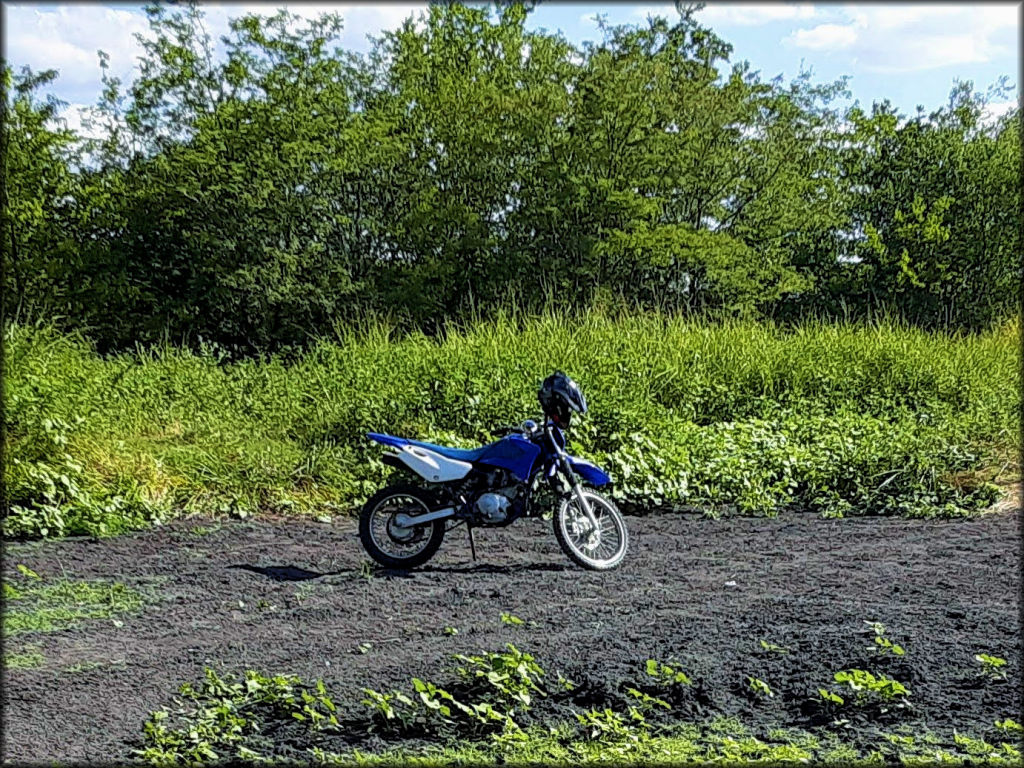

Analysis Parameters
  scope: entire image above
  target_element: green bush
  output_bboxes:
[3,313,1017,538]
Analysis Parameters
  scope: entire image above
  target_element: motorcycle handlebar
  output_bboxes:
[491,420,541,438]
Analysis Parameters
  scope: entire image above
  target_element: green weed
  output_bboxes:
[454,644,546,708]
[994,718,1022,734]
[16,564,41,580]
[138,651,1024,766]
[645,658,693,687]
[139,668,340,765]
[3,571,145,636]
[3,645,44,669]
[821,669,911,714]
[759,639,789,655]
[361,686,418,732]
[975,653,1009,682]
[624,687,671,712]
[865,621,906,657]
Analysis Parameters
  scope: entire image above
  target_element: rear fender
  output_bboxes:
[392,444,473,483]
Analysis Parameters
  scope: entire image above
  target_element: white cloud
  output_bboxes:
[982,100,1018,125]
[53,102,111,142]
[787,22,859,50]
[784,4,1018,73]
[696,3,817,27]
[616,3,818,30]
[4,5,149,95]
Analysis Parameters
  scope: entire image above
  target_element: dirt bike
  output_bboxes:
[359,418,628,571]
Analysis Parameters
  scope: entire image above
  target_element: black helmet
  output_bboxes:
[538,371,587,426]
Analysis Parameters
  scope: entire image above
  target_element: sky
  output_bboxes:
[3,1,1020,134]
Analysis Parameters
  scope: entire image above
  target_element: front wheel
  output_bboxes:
[553,489,628,571]
[358,485,445,569]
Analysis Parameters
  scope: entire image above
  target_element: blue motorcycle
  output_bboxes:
[359,372,629,571]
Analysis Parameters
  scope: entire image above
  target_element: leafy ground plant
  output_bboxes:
[758,639,789,655]
[454,643,546,708]
[818,669,911,716]
[974,653,1009,682]
[865,621,906,657]
[140,668,339,765]
[748,677,774,699]
[136,652,1024,767]
[645,659,693,687]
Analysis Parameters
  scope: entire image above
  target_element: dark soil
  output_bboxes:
[2,506,1020,764]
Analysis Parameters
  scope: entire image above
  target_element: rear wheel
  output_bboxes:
[358,485,445,569]
[553,489,628,570]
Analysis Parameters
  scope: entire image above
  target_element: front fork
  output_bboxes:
[556,454,601,536]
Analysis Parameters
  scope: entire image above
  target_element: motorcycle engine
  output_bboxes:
[473,471,520,523]
[475,492,511,523]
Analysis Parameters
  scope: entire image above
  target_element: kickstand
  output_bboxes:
[466,524,477,561]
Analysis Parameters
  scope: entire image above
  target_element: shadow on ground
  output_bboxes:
[228,561,570,581]
[227,564,345,581]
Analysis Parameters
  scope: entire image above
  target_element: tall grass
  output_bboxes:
[3,311,1019,537]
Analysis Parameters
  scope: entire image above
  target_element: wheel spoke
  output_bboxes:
[369,494,433,559]
[560,493,626,568]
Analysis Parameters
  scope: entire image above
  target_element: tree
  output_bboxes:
[841,81,1021,328]
[1,65,82,324]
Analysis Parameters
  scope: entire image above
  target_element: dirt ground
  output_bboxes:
[2,501,1021,764]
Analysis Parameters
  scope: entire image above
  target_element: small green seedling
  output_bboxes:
[748,677,774,698]
[575,707,645,745]
[975,654,1008,682]
[16,564,41,581]
[819,689,844,706]
[831,669,909,709]
[625,687,671,711]
[865,621,905,656]
[995,718,1022,734]
[361,686,416,729]
[443,626,459,636]
[500,612,524,626]
[884,733,914,747]
[759,640,789,655]
[357,642,372,654]
[454,643,545,707]
[953,732,997,757]
[645,659,692,686]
